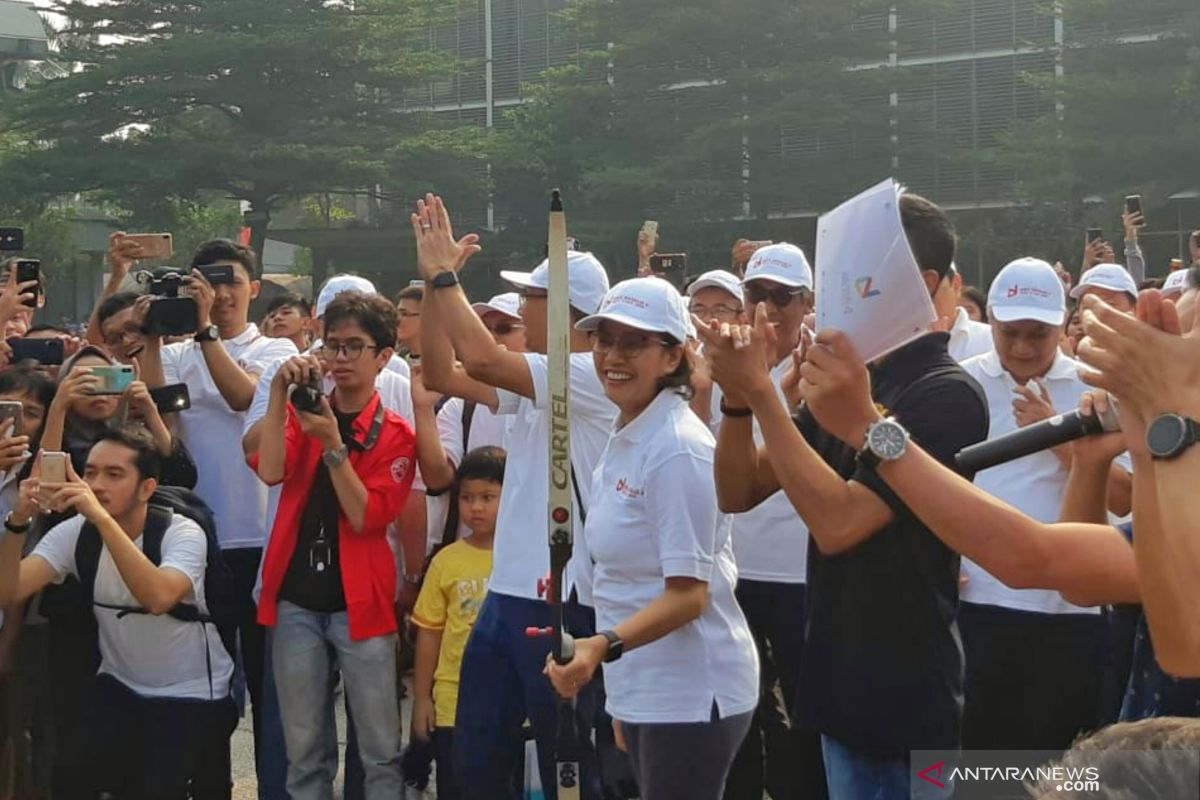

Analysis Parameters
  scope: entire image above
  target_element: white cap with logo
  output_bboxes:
[1070,263,1138,301]
[743,243,814,290]
[471,292,522,320]
[987,258,1066,326]
[686,269,744,304]
[575,276,690,343]
[315,274,377,317]
[500,251,611,315]
[1161,269,1190,298]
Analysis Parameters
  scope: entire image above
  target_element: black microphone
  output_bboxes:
[955,405,1121,473]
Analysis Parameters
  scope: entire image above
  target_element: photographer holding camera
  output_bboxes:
[251,291,416,798]
[139,239,298,770]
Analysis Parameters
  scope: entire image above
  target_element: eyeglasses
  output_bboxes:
[587,330,672,358]
[688,303,743,321]
[490,322,525,336]
[743,282,811,308]
[319,341,379,360]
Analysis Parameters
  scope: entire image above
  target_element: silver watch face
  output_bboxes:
[869,420,908,460]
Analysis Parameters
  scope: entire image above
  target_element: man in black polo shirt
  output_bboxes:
[700,194,988,799]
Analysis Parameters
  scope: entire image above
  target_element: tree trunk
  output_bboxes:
[244,200,271,269]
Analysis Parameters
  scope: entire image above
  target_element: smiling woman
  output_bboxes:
[544,276,759,800]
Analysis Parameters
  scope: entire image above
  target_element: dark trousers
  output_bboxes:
[624,709,753,800]
[453,592,601,800]
[48,619,97,800]
[724,580,827,800]
[959,602,1105,751]
[222,547,267,778]
[86,674,237,799]
[433,727,459,800]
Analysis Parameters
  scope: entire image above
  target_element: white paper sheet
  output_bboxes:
[815,178,936,363]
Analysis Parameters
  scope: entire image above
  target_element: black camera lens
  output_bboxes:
[290,381,324,414]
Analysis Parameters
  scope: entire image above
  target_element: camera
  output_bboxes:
[290,376,325,414]
[138,267,198,337]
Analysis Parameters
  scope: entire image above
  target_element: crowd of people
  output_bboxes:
[0,186,1194,800]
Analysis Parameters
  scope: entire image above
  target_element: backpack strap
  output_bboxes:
[461,400,477,449]
[73,521,104,602]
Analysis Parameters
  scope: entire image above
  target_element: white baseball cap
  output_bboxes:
[1161,269,1190,298]
[987,258,1066,326]
[471,292,522,320]
[686,269,744,304]
[743,243,813,290]
[500,251,610,315]
[576,276,690,343]
[1070,263,1138,301]
[315,274,377,317]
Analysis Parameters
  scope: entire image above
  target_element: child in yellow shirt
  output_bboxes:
[411,446,504,800]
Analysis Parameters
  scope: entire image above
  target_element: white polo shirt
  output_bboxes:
[582,390,758,724]
[948,307,993,363]
[710,359,810,583]
[960,350,1128,615]
[161,325,297,550]
[426,397,510,551]
[488,352,617,601]
[32,514,234,701]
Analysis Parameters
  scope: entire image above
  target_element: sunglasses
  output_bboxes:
[491,322,525,336]
[743,282,811,308]
[587,330,673,359]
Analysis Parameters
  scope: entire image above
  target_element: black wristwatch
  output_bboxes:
[1146,413,1200,460]
[196,324,221,343]
[857,418,910,469]
[430,270,460,290]
[599,630,624,663]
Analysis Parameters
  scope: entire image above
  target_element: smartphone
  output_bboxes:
[41,451,68,483]
[649,253,688,275]
[0,401,22,436]
[148,383,191,414]
[0,228,23,252]
[1124,195,1143,224]
[195,263,235,286]
[7,337,64,366]
[85,365,135,396]
[124,233,173,261]
[1086,228,1104,245]
[15,259,40,308]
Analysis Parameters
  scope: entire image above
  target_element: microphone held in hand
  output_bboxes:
[955,405,1121,473]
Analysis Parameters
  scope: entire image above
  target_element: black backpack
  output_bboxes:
[73,487,238,693]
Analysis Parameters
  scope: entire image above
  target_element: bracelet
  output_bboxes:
[4,512,31,534]
[720,400,753,418]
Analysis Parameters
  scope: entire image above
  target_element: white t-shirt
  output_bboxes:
[489,353,617,601]
[710,360,810,583]
[581,391,758,724]
[162,324,297,550]
[31,514,234,700]
[387,355,411,378]
[960,350,1129,615]
[948,307,993,363]
[426,397,510,551]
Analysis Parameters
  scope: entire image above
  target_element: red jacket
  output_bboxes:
[254,392,415,641]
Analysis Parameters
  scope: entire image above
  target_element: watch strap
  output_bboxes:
[600,629,624,663]
[322,445,350,468]
[1149,414,1200,460]
[196,325,220,343]
[430,270,460,290]
[4,512,31,534]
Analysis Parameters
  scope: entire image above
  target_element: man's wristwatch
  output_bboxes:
[857,417,910,469]
[599,630,624,663]
[4,512,31,534]
[1146,413,1200,460]
[430,270,460,290]
[322,445,350,469]
[196,324,221,343]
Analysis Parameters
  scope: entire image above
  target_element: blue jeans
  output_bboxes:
[272,602,401,800]
[821,736,953,800]
[453,592,601,800]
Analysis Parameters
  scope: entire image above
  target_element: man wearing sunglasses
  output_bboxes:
[710,244,827,800]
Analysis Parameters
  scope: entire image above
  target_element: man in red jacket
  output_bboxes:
[252,291,415,798]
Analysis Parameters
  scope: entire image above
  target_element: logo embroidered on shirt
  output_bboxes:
[390,457,411,484]
[615,478,644,499]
